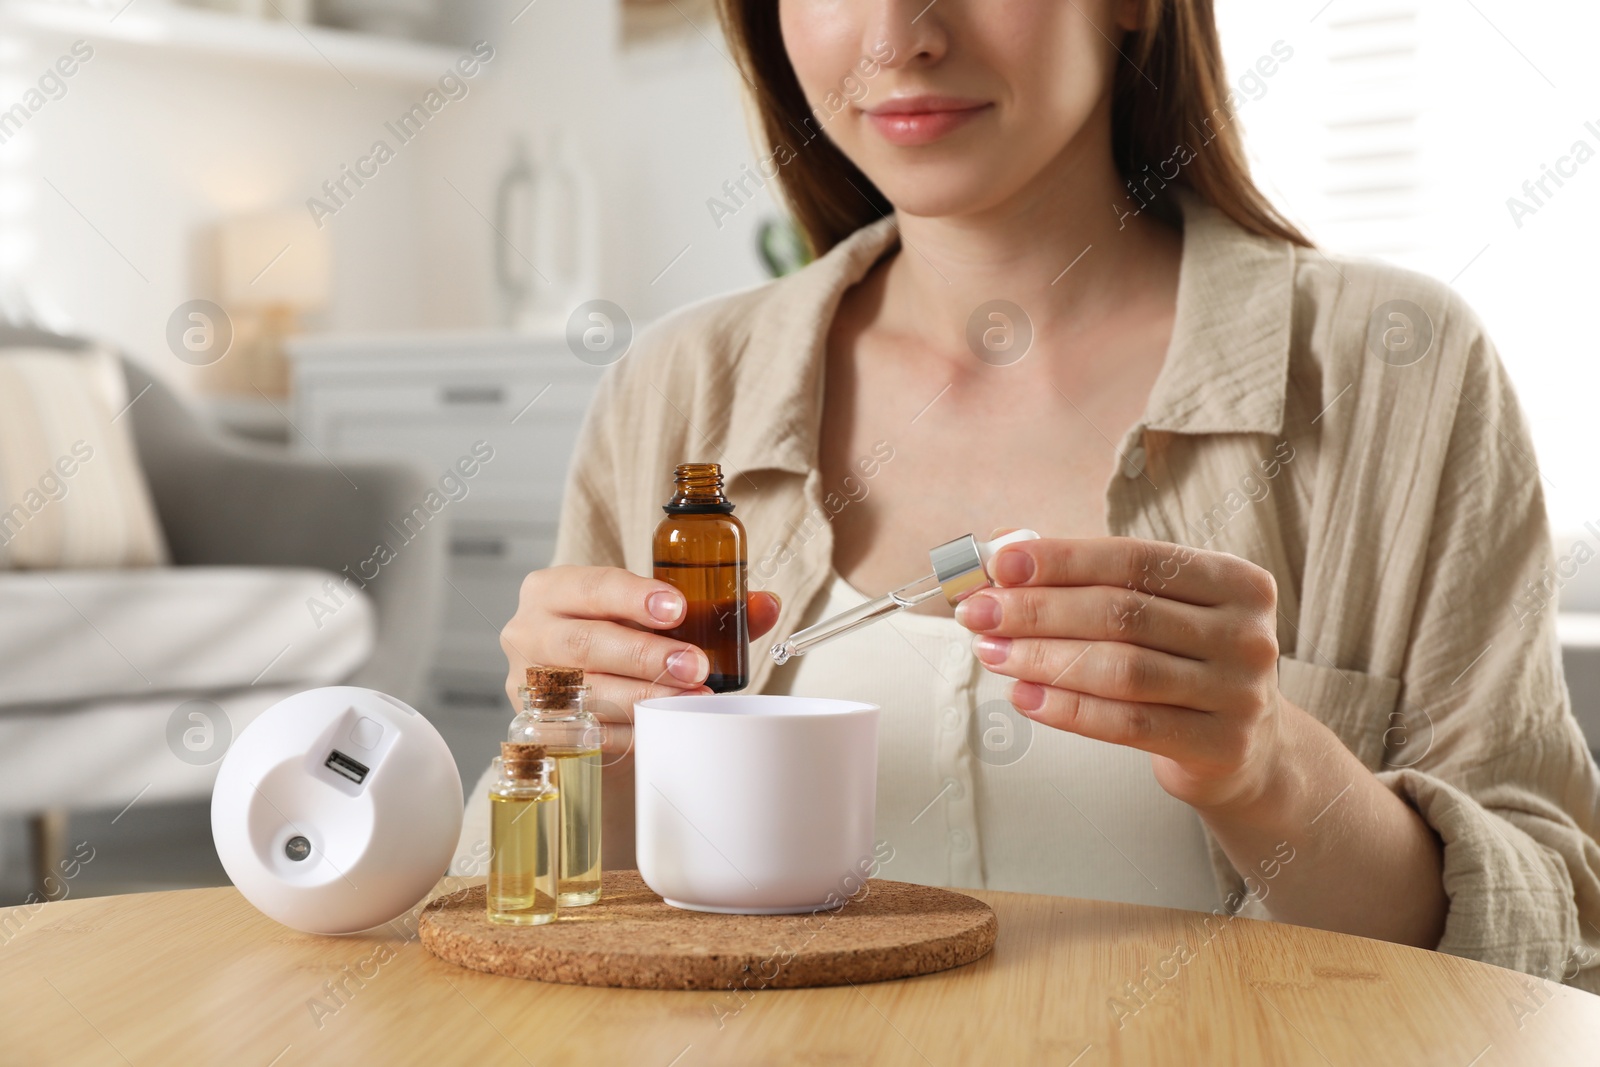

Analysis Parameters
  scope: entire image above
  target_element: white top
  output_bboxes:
[768,571,1221,912]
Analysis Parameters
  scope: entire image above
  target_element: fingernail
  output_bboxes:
[954,592,999,631]
[649,591,684,623]
[991,548,1033,586]
[1010,681,1045,713]
[667,649,707,683]
[973,635,1010,665]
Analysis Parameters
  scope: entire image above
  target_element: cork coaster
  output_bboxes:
[418,869,997,990]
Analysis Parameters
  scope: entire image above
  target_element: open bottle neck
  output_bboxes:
[664,462,735,513]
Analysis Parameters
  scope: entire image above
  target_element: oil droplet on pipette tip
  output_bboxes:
[770,641,794,666]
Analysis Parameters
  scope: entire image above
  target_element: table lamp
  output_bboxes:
[209,209,330,396]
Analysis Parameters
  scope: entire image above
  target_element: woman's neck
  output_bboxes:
[881,129,1181,364]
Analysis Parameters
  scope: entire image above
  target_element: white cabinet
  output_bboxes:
[287,331,604,710]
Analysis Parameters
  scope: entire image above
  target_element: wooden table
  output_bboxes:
[4,879,1597,1065]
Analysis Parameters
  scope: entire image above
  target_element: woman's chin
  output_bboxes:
[862,175,1024,222]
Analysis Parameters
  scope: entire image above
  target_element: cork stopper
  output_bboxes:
[500,741,548,780]
[524,665,585,710]
[526,666,584,690]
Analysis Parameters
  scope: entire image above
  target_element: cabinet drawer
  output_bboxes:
[300,374,592,428]
[316,411,584,497]
[436,625,512,676]
[431,665,513,713]
[443,569,523,646]
[447,518,555,570]
[294,369,597,503]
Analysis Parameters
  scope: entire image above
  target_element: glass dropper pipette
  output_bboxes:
[769,529,1040,665]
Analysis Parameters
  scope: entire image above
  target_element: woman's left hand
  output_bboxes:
[956,535,1286,814]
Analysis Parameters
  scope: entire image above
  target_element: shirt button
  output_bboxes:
[945,643,967,667]
[942,776,964,800]
[1122,444,1147,480]
[941,706,960,731]
[949,829,970,851]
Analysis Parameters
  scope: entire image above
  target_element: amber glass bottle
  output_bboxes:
[652,462,749,692]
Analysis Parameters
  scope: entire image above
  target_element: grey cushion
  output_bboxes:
[0,567,373,707]
[0,684,304,813]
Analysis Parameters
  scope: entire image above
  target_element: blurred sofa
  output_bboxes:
[0,327,444,894]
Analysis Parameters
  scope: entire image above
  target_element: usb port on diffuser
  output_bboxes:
[325,749,370,785]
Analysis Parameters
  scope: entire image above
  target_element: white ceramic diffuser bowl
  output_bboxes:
[634,694,880,914]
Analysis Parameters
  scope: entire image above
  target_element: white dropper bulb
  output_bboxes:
[978,529,1041,573]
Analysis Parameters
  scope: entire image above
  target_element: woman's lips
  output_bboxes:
[864,97,992,146]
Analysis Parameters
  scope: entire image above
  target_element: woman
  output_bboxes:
[465,0,1600,988]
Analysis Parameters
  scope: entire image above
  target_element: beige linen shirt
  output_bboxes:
[542,193,1600,990]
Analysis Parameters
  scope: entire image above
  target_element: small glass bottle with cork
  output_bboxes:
[509,666,604,906]
[486,742,560,926]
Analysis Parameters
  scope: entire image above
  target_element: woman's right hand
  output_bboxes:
[500,565,782,755]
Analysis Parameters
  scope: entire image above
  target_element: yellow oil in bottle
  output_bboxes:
[512,666,605,907]
[551,748,602,906]
[487,750,559,926]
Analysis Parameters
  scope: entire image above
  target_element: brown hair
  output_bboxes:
[715,0,1311,257]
